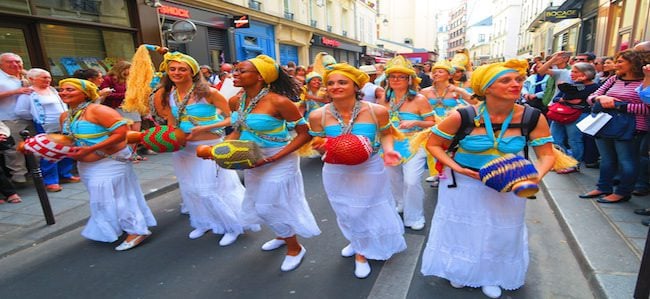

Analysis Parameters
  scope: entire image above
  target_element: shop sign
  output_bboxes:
[545,9,579,22]
[232,15,250,28]
[158,5,190,18]
[321,37,341,48]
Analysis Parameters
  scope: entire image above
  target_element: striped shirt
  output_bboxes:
[588,76,648,132]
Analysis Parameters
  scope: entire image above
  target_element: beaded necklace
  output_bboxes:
[233,87,269,131]
[328,100,362,134]
[389,93,407,122]
[63,101,92,139]
[431,84,452,101]
[172,83,196,124]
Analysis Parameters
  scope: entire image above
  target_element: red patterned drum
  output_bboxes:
[322,134,373,165]
[21,133,75,162]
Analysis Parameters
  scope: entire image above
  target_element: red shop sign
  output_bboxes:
[158,5,190,18]
[321,37,341,48]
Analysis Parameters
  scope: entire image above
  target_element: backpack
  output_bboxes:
[446,104,541,189]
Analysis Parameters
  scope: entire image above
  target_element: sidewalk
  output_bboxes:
[542,166,647,298]
[0,153,178,258]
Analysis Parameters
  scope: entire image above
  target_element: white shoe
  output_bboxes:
[425,176,438,182]
[219,233,239,246]
[354,260,371,279]
[450,281,464,289]
[188,228,209,239]
[115,234,149,251]
[409,221,425,231]
[341,244,355,257]
[481,285,502,298]
[261,238,286,251]
[280,246,306,272]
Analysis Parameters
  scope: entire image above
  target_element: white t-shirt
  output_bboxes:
[361,82,379,103]
[0,69,23,120]
[16,89,67,133]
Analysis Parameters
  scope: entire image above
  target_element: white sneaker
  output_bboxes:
[261,238,286,251]
[354,260,371,279]
[481,285,502,298]
[280,246,306,272]
[409,221,425,231]
[450,281,464,289]
[425,176,438,182]
[219,233,239,246]
[188,228,209,239]
[340,244,355,257]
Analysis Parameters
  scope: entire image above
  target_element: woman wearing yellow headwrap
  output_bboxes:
[298,71,327,118]
[421,59,556,298]
[379,55,435,232]
[228,54,321,272]
[153,52,251,247]
[58,78,156,251]
[308,62,404,279]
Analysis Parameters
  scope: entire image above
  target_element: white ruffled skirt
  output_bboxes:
[420,168,529,290]
[241,147,321,238]
[173,139,255,235]
[78,148,157,242]
[323,155,406,260]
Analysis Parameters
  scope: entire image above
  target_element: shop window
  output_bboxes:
[40,24,135,80]
[634,0,649,43]
[31,0,131,27]
[244,36,258,47]
[0,27,31,69]
[0,0,30,14]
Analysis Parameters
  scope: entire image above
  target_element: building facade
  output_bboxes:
[490,0,522,61]
[447,0,468,58]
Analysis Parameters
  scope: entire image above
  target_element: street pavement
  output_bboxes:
[0,152,646,298]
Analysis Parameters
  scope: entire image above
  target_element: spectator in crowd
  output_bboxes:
[538,51,573,113]
[374,63,386,85]
[580,50,646,204]
[72,68,112,103]
[633,44,650,225]
[599,56,616,82]
[359,65,385,104]
[0,120,20,203]
[220,63,233,74]
[594,56,605,74]
[200,65,219,86]
[521,56,549,112]
[0,52,32,186]
[631,41,650,197]
[416,64,433,89]
[16,68,79,192]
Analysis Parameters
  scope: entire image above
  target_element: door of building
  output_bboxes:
[279,44,299,66]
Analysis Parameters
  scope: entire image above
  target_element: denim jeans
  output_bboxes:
[34,123,74,185]
[582,134,599,164]
[595,137,638,196]
[634,132,650,192]
[550,113,587,163]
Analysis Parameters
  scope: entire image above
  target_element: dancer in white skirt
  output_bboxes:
[59,78,156,251]
[379,56,435,231]
[308,63,406,279]
[153,52,252,246]
[230,55,320,272]
[421,60,556,298]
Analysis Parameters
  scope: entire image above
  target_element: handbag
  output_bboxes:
[592,102,636,140]
[546,102,583,124]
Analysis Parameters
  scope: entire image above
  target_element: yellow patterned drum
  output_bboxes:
[196,140,263,169]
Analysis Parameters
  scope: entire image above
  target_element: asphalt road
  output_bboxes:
[0,158,594,299]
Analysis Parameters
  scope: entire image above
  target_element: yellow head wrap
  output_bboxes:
[305,71,322,84]
[248,55,280,84]
[159,52,200,76]
[324,63,369,87]
[59,78,99,101]
[384,55,422,85]
[469,59,529,96]
[431,59,454,74]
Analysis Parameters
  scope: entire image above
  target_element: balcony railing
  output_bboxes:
[327,25,332,32]
[310,20,317,27]
[342,30,347,37]
[248,0,261,11]
[284,11,294,20]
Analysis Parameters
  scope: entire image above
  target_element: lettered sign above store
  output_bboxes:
[158,5,190,18]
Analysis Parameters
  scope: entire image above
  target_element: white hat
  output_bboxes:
[359,65,377,75]
[0,121,10,137]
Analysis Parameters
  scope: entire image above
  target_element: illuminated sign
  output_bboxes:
[158,5,190,18]
[321,37,341,47]
[232,15,250,28]
[545,9,579,22]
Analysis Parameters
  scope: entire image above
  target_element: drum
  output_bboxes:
[479,154,539,198]
[19,133,75,162]
[126,126,186,152]
[196,140,263,169]
[322,134,373,165]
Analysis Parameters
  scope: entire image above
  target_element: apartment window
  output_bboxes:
[478,34,485,42]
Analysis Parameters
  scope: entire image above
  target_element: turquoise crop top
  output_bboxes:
[322,123,377,141]
[231,112,291,148]
[68,119,126,146]
[391,111,426,133]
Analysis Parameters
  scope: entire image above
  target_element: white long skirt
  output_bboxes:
[323,155,406,260]
[173,139,254,235]
[78,148,157,242]
[241,147,321,238]
[420,168,529,290]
